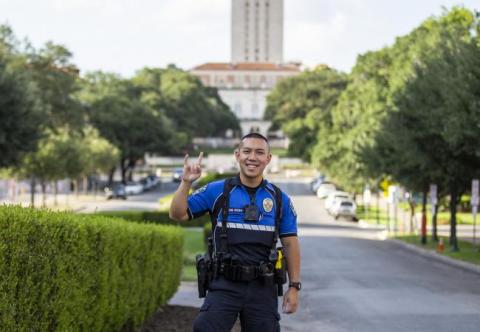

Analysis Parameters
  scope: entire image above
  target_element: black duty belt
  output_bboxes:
[221,262,273,282]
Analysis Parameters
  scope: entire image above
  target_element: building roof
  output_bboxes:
[191,62,301,72]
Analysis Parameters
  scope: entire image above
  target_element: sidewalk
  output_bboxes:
[358,195,480,243]
[168,282,203,308]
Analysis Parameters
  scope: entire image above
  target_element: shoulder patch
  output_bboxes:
[263,198,274,212]
[192,185,207,195]
[289,199,297,217]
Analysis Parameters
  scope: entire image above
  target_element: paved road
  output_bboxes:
[274,179,480,332]
[77,180,178,213]
[83,176,480,331]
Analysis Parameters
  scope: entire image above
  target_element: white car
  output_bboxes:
[331,198,357,221]
[316,183,336,199]
[124,182,144,195]
[325,191,351,214]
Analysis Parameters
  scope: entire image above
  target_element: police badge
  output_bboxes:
[263,198,274,212]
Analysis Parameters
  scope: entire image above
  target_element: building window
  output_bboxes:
[234,102,242,115]
[252,103,259,117]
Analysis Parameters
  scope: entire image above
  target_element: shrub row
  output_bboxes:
[96,210,210,228]
[193,172,237,189]
[0,206,184,331]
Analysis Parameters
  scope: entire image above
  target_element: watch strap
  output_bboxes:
[289,281,302,291]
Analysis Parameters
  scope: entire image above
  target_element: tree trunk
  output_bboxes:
[83,176,88,195]
[108,167,116,186]
[421,190,427,244]
[93,176,97,201]
[449,187,459,251]
[127,159,136,182]
[54,181,58,206]
[432,203,439,242]
[41,181,47,207]
[408,197,416,234]
[30,177,36,207]
[120,158,128,184]
[74,179,79,197]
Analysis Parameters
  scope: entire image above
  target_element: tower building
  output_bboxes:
[191,0,299,139]
[231,0,283,63]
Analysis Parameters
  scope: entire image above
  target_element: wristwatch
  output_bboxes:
[289,281,302,291]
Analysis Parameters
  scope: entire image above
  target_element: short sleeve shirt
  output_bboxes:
[187,177,297,265]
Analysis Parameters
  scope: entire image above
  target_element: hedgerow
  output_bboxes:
[0,206,184,331]
[95,210,210,228]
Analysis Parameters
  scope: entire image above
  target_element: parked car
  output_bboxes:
[325,191,351,214]
[331,198,357,221]
[172,168,183,182]
[316,182,336,199]
[147,175,160,187]
[104,184,127,200]
[310,175,326,193]
[140,177,153,191]
[124,181,144,195]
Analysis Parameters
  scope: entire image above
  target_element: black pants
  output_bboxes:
[193,277,280,332]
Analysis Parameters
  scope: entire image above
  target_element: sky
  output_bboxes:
[1,0,479,77]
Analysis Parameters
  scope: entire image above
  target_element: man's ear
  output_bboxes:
[266,153,272,164]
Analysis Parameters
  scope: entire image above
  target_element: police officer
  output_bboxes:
[170,133,301,332]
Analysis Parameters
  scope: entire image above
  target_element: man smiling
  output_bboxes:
[170,133,301,331]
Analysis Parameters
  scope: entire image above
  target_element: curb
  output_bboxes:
[358,219,387,231]
[389,239,480,275]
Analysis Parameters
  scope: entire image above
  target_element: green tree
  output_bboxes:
[265,65,347,160]
[79,72,175,183]
[0,25,42,167]
[366,8,480,250]
[27,42,84,130]
[133,67,239,140]
[17,128,83,206]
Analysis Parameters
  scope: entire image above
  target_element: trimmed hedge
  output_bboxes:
[96,210,210,228]
[193,172,237,189]
[0,206,184,331]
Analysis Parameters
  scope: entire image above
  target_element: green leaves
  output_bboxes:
[0,206,184,331]
[266,66,347,160]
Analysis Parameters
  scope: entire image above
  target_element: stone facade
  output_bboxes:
[190,63,299,137]
[231,0,283,63]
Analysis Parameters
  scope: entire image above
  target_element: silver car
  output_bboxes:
[331,198,357,221]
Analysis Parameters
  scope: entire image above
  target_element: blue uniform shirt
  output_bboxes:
[187,177,297,265]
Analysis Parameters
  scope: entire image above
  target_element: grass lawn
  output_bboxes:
[182,228,205,281]
[356,204,391,226]
[395,235,480,266]
[159,193,175,211]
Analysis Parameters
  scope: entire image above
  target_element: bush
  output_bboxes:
[194,172,237,189]
[96,210,210,228]
[0,206,184,331]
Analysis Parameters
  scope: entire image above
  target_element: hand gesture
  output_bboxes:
[182,152,203,183]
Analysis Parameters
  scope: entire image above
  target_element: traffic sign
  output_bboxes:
[472,179,479,207]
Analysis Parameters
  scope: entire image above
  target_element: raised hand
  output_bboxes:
[182,152,203,183]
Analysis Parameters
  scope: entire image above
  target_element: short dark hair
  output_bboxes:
[238,133,270,152]
[240,132,269,143]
